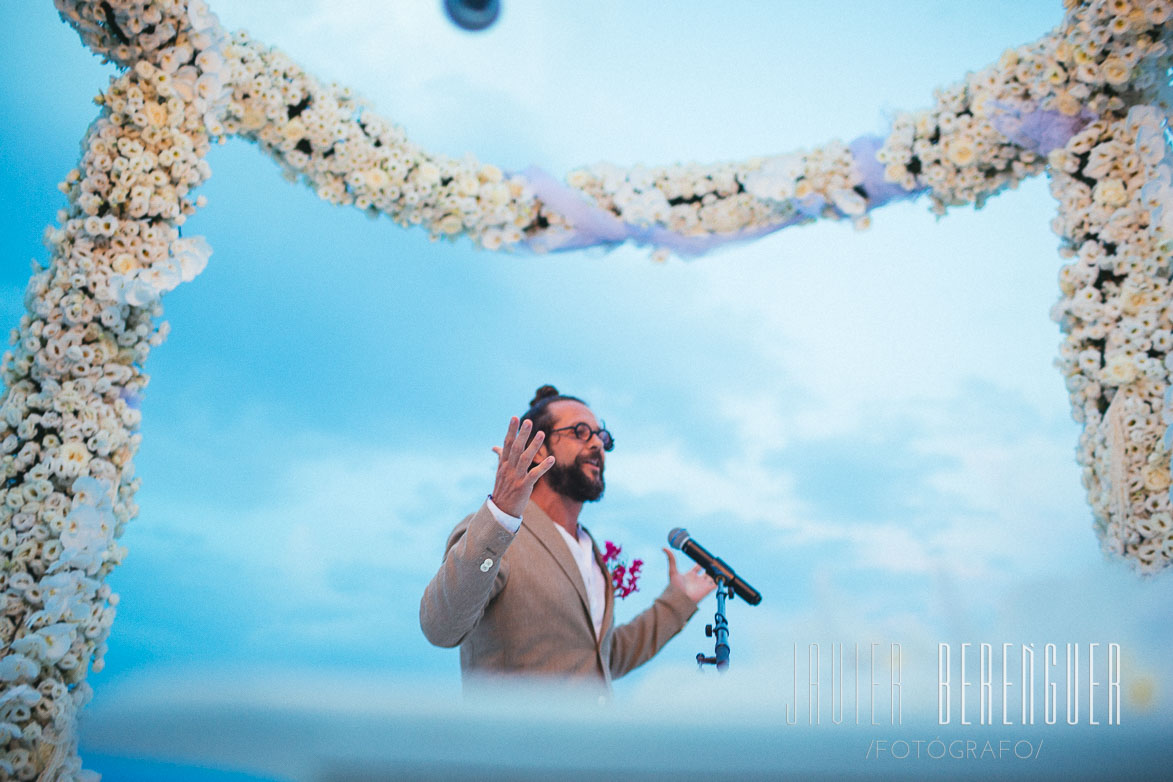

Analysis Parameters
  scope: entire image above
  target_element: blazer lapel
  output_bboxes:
[584,527,615,646]
[521,500,592,621]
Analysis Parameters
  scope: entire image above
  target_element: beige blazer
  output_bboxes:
[419,499,698,689]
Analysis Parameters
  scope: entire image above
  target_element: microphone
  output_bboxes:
[667,528,762,606]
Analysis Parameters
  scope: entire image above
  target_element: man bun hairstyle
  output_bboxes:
[522,384,585,437]
[529,384,561,409]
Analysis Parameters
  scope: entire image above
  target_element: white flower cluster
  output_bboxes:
[876,34,1069,213]
[0,1,226,778]
[52,0,213,69]
[1062,0,1173,112]
[219,33,540,251]
[563,140,871,240]
[879,2,1172,215]
[1049,102,1173,574]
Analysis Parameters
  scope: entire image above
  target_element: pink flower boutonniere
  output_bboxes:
[602,540,643,599]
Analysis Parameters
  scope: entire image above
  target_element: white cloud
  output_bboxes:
[615,439,807,530]
[598,368,1097,596]
[136,436,497,623]
[713,389,795,457]
[213,0,561,164]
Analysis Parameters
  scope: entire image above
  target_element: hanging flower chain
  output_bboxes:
[0,0,1170,778]
[601,541,643,599]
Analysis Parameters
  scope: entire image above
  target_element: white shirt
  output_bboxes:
[487,498,607,637]
[553,523,607,638]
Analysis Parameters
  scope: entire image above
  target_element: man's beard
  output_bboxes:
[546,454,604,503]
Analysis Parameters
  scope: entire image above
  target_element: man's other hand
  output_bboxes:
[662,548,718,603]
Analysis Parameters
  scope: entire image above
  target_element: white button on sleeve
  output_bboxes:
[480,558,494,572]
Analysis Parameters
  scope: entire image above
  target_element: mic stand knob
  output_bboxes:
[695,577,732,672]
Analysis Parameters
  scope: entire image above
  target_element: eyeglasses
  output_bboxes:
[549,422,615,452]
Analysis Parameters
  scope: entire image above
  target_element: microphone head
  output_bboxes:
[667,528,690,550]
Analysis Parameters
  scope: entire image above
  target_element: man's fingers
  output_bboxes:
[519,428,546,466]
[662,547,677,574]
[501,416,520,461]
[527,454,555,483]
[508,419,534,466]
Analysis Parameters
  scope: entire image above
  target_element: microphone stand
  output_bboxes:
[696,574,732,672]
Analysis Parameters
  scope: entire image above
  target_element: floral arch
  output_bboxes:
[0,0,1171,777]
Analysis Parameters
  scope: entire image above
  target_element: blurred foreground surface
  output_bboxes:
[79,673,1171,781]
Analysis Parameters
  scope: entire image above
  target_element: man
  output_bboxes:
[419,385,715,691]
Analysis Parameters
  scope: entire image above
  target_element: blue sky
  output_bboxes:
[3,1,1172,778]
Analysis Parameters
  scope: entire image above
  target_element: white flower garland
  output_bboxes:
[0,0,1169,777]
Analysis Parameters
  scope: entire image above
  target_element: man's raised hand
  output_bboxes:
[490,417,555,517]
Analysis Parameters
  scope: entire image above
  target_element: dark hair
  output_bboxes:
[521,384,585,437]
